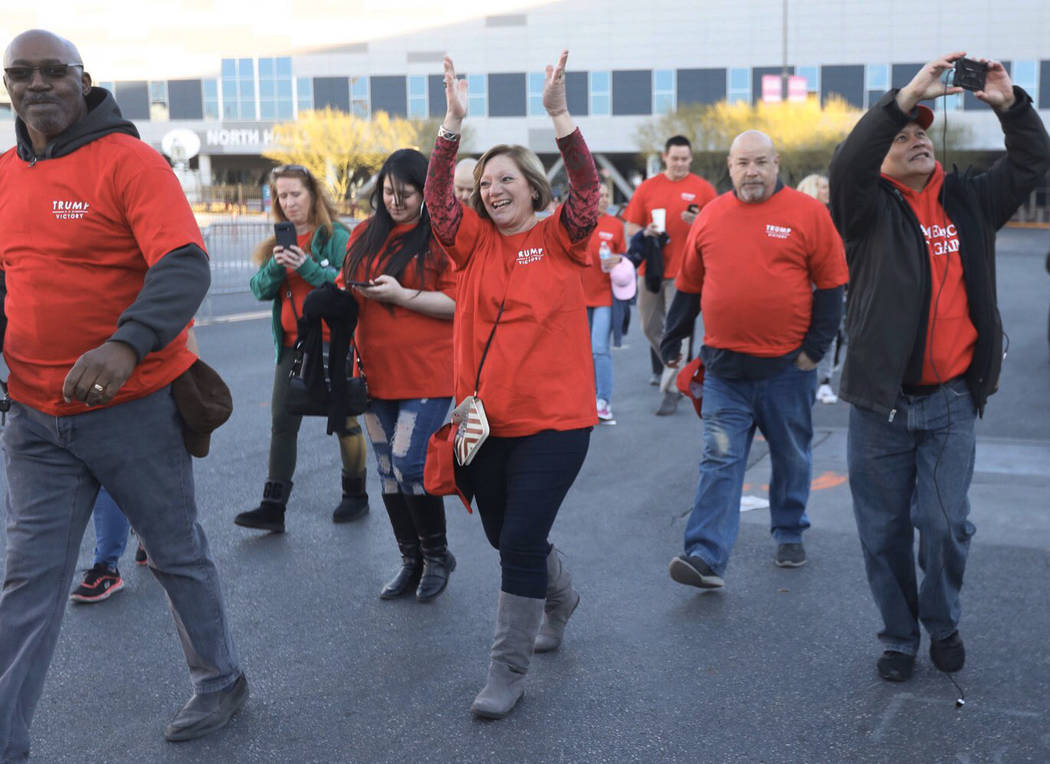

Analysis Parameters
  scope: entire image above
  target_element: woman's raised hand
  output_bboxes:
[443,56,468,130]
[542,50,569,117]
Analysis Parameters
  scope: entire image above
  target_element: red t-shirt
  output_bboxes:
[0,134,202,415]
[580,214,626,308]
[436,206,598,437]
[342,220,456,399]
[676,187,848,357]
[623,173,717,278]
[280,230,328,346]
[885,165,977,384]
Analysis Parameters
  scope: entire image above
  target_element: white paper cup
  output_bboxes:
[651,208,666,233]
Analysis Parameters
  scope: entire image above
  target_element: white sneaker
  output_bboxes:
[596,399,615,424]
[816,383,838,404]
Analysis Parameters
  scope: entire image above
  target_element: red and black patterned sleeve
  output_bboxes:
[557,128,600,243]
[425,135,463,247]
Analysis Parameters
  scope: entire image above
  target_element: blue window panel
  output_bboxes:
[371,75,408,117]
[238,58,253,78]
[866,64,889,92]
[488,72,526,117]
[590,94,609,115]
[611,70,650,115]
[428,74,446,117]
[527,72,545,116]
[752,67,792,103]
[565,70,588,116]
[221,59,236,77]
[223,99,239,118]
[258,57,273,78]
[653,69,673,93]
[677,68,725,106]
[277,102,293,120]
[729,67,749,91]
[276,57,292,77]
[239,80,253,100]
[260,101,275,120]
[796,66,819,93]
[891,63,922,90]
[259,80,274,99]
[114,81,150,120]
[277,80,292,99]
[168,79,203,120]
[409,75,427,98]
[314,77,350,112]
[821,64,864,108]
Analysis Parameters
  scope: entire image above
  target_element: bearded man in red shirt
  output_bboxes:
[830,53,1050,683]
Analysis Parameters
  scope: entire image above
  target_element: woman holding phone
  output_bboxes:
[424,50,600,719]
[235,164,369,533]
[342,148,458,602]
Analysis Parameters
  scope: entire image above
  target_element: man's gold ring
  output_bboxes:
[92,383,105,393]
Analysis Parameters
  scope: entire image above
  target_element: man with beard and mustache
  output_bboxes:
[829,53,1050,683]
[661,130,848,588]
[0,29,246,758]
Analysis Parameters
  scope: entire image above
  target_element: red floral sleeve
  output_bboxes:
[557,128,600,243]
[425,135,462,247]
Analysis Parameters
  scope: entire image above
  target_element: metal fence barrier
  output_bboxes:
[201,219,272,295]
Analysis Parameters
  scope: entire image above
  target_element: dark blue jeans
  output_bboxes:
[464,428,590,599]
[91,486,130,569]
[683,364,816,576]
[847,378,977,655]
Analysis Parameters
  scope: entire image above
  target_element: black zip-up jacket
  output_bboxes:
[829,87,1050,417]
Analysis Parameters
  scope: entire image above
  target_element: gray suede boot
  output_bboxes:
[534,545,580,653]
[470,591,545,720]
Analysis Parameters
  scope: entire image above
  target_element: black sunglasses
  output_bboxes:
[4,63,84,82]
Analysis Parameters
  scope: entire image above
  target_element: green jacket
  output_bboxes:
[249,222,352,359]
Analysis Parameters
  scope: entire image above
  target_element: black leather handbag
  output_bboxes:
[284,339,368,417]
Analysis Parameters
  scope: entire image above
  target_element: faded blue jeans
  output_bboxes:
[847,378,977,656]
[683,364,816,576]
[91,486,130,569]
[364,397,452,495]
[0,387,241,761]
[586,306,613,403]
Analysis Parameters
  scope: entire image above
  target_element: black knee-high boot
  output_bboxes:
[380,493,423,599]
[403,494,455,602]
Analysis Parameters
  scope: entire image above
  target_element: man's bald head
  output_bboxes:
[727,130,780,204]
[454,157,477,202]
[3,29,91,153]
[4,29,82,68]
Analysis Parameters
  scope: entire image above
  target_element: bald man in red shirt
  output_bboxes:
[661,130,847,590]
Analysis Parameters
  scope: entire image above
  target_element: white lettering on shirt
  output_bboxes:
[516,247,545,265]
[681,192,697,202]
[598,231,613,240]
[765,224,792,240]
[920,223,960,256]
[51,200,91,220]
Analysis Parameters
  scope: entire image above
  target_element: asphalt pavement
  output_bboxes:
[2,228,1048,763]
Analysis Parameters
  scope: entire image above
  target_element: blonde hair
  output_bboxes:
[469,144,553,221]
[251,165,341,265]
[796,174,829,200]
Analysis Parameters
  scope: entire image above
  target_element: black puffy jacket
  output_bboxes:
[829,87,1050,417]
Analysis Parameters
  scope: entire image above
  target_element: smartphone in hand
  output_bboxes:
[274,221,296,249]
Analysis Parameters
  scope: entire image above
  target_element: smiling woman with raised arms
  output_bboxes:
[424,50,600,720]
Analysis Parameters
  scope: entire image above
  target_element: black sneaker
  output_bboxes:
[876,650,915,682]
[668,555,724,589]
[774,543,807,568]
[135,542,149,566]
[70,563,125,604]
[930,631,965,673]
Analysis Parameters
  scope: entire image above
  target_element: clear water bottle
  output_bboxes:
[599,241,611,263]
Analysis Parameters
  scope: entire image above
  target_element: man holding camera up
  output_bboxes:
[829,53,1050,682]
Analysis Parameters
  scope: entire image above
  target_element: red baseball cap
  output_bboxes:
[913,104,935,130]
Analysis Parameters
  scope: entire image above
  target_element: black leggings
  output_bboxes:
[464,428,590,599]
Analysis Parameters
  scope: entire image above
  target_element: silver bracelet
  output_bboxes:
[438,125,460,142]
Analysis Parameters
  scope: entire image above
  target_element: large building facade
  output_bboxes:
[2,0,1048,193]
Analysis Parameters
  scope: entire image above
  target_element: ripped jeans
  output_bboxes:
[364,397,452,495]
[847,378,977,655]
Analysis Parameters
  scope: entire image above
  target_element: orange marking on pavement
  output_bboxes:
[751,471,847,495]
